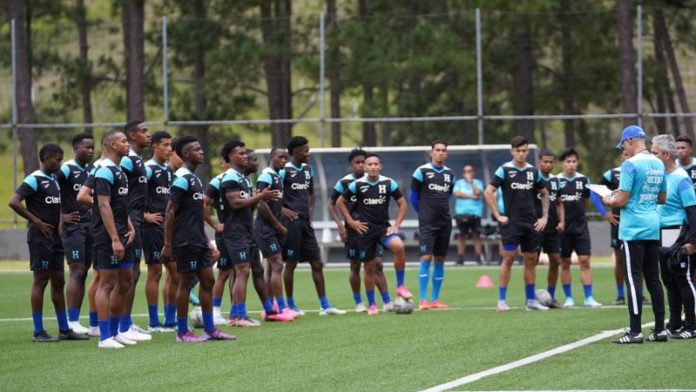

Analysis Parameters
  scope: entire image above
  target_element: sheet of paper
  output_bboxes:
[587,184,613,198]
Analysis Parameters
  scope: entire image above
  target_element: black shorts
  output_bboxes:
[174,246,212,274]
[215,232,232,270]
[61,221,93,266]
[224,238,254,266]
[419,220,452,258]
[29,237,64,272]
[456,214,481,236]
[142,223,164,264]
[539,230,561,255]
[610,223,620,249]
[132,222,143,263]
[345,227,359,261]
[561,230,592,258]
[255,228,283,258]
[93,238,135,270]
[358,224,398,262]
[500,223,541,253]
[282,218,321,263]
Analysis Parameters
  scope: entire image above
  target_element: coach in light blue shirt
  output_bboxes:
[453,165,485,265]
[603,125,667,344]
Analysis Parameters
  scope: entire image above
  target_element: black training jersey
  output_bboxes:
[535,173,559,232]
[220,168,254,237]
[170,167,207,248]
[255,167,284,230]
[92,160,130,244]
[331,173,359,220]
[204,172,225,224]
[16,170,62,241]
[599,167,621,216]
[490,162,545,226]
[678,157,696,189]
[280,162,313,219]
[145,159,172,217]
[342,175,403,227]
[557,172,591,235]
[411,163,455,225]
[56,159,92,221]
[120,150,148,223]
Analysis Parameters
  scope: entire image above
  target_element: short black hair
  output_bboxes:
[538,149,555,159]
[510,135,528,148]
[101,130,122,146]
[220,140,245,163]
[676,135,693,147]
[151,131,172,146]
[71,133,93,149]
[364,153,380,161]
[559,147,579,162]
[125,120,144,134]
[174,135,199,158]
[347,148,368,162]
[431,140,448,148]
[287,136,309,155]
[39,143,64,163]
[270,147,286,158]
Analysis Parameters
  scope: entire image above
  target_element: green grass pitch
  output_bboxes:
[0,263,694,391]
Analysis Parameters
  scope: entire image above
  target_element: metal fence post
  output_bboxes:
[162,16,169,130]
[476,9,483,145]
[319,12,326,147]
[11,19,18,227]
[636,5,643,126]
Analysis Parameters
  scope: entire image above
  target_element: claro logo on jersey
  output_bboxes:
[44,196,61,204]
[118,187,128,195]
[138,176,147,183]
[511,182,533,190]
[363,196,387,205]
[156,186,170,195]
[72,183,82,191]
[291,182,310,190]
[428,183,450,192]
[561,193,581,201]
[192,192,204,200]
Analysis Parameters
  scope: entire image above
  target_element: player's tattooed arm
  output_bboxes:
[483,184,507,226]
[535,187,549,232]
[555,197,565,233]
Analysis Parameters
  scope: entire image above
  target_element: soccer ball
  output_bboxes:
[189,306,204,329]
[535,289,552,306]
[393,296,414,314]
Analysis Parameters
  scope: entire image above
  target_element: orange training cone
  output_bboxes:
[475,275,494,289]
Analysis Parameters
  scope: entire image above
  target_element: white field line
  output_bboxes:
[420,322,656,392]
[461,390,696,392]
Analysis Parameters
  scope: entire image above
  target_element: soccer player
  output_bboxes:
[484,136,550,311]
[9,143,88,342]
[556,148,602,308]
[142,131,177,332]
[55,133,94,334]
[453,164,485,266]
[336,153,411,315]
[281,136,346,315]
[596,149,631,305]
[535,150,565,309]
[412,141,454,310]
[676,135,696,187]
[652,134,696,339]
[118,120,152,339]
[161,136,235,342]
[603,125,667,344]
[328,148,391,312]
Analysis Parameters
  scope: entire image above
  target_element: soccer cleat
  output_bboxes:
[383,302,394,312]
[272,300,279,313]
[319,307,347,316]
[130,324,151,335]
[455,257,464,266]
[354,303,367,313]
[59,329,90,341]
[176,331,205,343]
[213,314,228,326]
[584,298,603,308]
[281,308,299,319]
[563,297,576,308]
[647,329,669,342]
[612,332,643,344]
[419,300,430,310]
[228,316,261,327]
[148,324,176,333]
[203,328,236,341]
[368,304,379,315]
[32,330,59,343]
[68,321,89,334]
[261,311,294,322]
[289,307,305,317]
[395,285,413,300]
[496,301,510,312]
[123,328,152,341]
[98,337,124,349]
[547,299,563,309]
[671,328,696,339]
[525,299,549,311]
[612,297,626,305]
[429,300,449,309]
[88,326,100,337]
[114,333,137,346]
[189,292,201,306]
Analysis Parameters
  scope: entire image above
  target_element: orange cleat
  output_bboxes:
[419,300,430,310]
[429,300,449,309]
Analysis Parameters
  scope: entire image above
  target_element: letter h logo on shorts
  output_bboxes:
[189,260,198,270]
[287,249,294,257]
[349,249,356,258]
[153,251,161,260]
[420,245,427,253]
[110,255,118,265]
[41,260,50,270]
[239,251,248,261]
[269,243,278,252]
[71,250,80,260]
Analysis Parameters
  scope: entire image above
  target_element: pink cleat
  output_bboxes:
[203,328,236,341]
[261,311,294,322]
[282,308,299,319]
[396,285,413,300]
[176,331,205,343]
[272,301,279,313]
[368,304,379,315]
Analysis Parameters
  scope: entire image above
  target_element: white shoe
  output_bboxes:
[213,314,227,326]
[584,297,603,308]
[114,333,137,346]
[563,298,576,308]
[318,307,347,316]
[148,324,175,333]
[98,337,124,349]
[124,327,152,341]
[383,302,394,312]
[68,321,89,334]
[130,323,151,335]
[354,303,367,313]
[88,326,100,337]
[526,299,549,311]
[496,301,510,312]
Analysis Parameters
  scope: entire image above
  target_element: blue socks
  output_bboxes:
[353,292,362,305]
[262,299,274,314]
[381,291,391,304]
[366,290,376,306]
[287,296,297,310]
[56,310,69,332]
[548,285,556,299]
[277,296,287,312]
[563,283,572,299]
[525,284,535,301]
[177,316,188,335]
[419,261,431,300]
[68,308,80,323]
[213,297,222,307]
[499,287,508,301]
[202,311,214,333]
[148,304,159,327]
[234,303,247,318]
[583,284,593,299]
[119,315,130,333]
[98,320,110,341]
[229,304,237,319]
[396,269,405,287]
[32,311,43,334]
[164,304,176,325]
[109,316,119,337]
[431,263,444,302]
[319,296,330,310]
[617,284,625,299]
[89,311,98,328]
